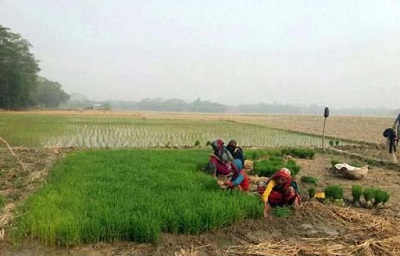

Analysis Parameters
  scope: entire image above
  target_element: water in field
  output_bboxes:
[42,121,329,149]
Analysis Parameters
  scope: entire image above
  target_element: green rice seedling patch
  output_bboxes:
[301,176,318,185]
[281,147,315,159]
[285,160,301,176]
[324,185,344,200]
[245,149,269,160]
[308,187,316,199]
[272,206,293,218]
[373,189,388,206]
[253,156,301,177]
[14,149,262,246]
[362,187,375,203]
[246,149,282,160]
[351,185,362,206]
[253,156,285,177]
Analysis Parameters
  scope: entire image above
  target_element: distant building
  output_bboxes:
[92,104,104,110]
[84,104,106,110]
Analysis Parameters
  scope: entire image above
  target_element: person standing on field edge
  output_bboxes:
[393,113,400,140]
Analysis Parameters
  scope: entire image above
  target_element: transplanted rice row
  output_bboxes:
[14,149,262,246]
[42,122,324,148]
[1,114,329,148]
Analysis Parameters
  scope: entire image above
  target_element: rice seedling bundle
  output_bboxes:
[301,176,318,185]
[324,185,344,200]
[351,185,362,205]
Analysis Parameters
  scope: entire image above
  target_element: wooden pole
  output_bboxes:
[322,107,329,150]
[322,117,327,150]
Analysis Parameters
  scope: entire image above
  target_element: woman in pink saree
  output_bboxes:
[208,139,234,176]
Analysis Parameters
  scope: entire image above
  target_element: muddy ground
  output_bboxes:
[1,145,400,256]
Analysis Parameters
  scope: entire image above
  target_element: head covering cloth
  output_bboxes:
[272,168,293,190]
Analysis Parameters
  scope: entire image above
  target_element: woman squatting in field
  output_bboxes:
[226,139,245,166]
[257,168,301,217]
[222,159,250,191]
[208,139,234,176]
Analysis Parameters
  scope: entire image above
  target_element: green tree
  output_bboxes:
[102,102,112,110]
[0,25,40,109]
[36,77,70,108]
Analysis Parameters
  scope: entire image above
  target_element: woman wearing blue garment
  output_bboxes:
[223,159,249,191]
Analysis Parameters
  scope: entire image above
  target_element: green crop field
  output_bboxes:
[0,112,326,148]
[0,111,351,246]
[1,110,398,256]
[14,149,262,246]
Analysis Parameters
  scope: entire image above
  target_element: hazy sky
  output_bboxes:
[1,1,400,108]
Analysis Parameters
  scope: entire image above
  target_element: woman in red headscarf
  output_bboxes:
[258,168,301,217]
[208,139,234,176]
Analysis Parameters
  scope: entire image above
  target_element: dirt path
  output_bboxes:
[1,147,400,255]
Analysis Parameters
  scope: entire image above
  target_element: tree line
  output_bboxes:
[0,25,69,110]
[86,98,398,117]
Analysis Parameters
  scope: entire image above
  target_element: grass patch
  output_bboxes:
[301,176,318,185]
[0,114,66,146]
[272,206,293,218]
[14,149,262,246]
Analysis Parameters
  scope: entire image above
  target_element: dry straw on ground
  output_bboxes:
[0,138,26,241]
[175,244,213,256]
[0,137,26,171]
[225,201,400,256]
